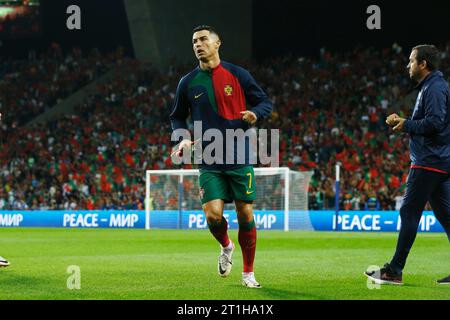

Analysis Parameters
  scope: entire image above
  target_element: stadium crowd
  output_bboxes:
[0,3,41,39]
[1,42,449,211]
[0,44,119,127]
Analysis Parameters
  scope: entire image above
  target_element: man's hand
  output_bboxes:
[240,111,257,125]
[392,117,406,132]
[386,113,399,126]
[171,139,199,157]
[386,113,406,132]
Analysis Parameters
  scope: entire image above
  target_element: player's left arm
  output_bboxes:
[239,69,273,124]
[398,84,447,134]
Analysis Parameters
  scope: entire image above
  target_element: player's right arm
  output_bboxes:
[169,77,193,157]
[169,76,190,131]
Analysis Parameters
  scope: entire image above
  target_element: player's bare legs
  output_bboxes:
[235,200,261,288]
[203,199,234,277]
[203,199,225,225]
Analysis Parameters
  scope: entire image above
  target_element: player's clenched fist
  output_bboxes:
[240,111,257,125]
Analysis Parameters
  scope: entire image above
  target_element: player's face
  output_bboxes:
[192,30,220,61]
[407,50,423,82]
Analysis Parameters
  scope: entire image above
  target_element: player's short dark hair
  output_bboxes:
[412,44,440,71]
[192,25,221,40]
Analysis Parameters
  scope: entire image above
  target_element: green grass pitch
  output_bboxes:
[0,228,449,300]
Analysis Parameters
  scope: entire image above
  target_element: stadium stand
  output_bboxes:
[1,42,449,210]
[0,45,120,126]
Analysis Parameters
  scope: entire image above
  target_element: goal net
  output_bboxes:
[145,167,313,231]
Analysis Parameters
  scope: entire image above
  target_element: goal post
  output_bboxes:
[145,167,313,231]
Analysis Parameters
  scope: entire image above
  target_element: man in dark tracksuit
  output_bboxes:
[366,44,450,285]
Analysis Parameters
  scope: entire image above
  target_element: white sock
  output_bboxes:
[222,241,233,250]
[242,272,254,278]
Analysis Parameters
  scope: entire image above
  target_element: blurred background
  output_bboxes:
[0,0,449,211]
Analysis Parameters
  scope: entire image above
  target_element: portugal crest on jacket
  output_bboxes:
[224,84,233,96]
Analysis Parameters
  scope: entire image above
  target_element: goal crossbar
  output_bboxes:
[145,167,311,231]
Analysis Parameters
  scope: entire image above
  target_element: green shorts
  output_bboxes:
[198,166,256,204]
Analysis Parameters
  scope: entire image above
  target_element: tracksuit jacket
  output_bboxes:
[403,71,450,173]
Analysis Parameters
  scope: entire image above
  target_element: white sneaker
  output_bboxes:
[242,272,262,288]
[218,241,234,277]
[0,256,10,267]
